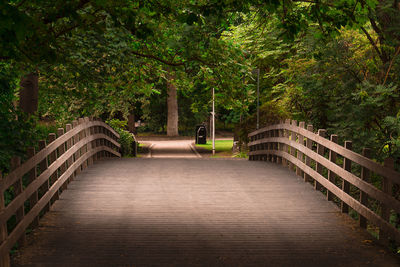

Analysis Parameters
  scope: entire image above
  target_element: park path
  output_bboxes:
[143,140,201,158]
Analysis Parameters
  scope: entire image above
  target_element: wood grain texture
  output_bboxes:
[11,158,400,267]
[304,124,313,183]
[0,119,121,264]
[0,134,119,224]
[315,129,326,191]
[249,138,400,215]
[249,122,400,185]
[359,148,371,228]
[250,149,400,242]
[327,135,338,201]
[0,146,116,256]
[0,172,10,267]
[341,141,352,214]
[0,121,120,193]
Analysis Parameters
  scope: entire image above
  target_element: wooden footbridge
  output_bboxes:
[1,118,400,266]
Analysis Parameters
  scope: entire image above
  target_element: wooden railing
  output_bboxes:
[0,117,120,266]
[248,119,400,244]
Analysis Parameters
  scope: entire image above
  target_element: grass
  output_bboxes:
[195,140,233,153]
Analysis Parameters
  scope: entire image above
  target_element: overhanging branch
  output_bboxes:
[360,26,385,63]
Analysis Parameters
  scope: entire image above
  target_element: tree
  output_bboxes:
[166,73,179,136]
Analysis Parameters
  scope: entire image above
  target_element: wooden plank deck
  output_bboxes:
[12,158,400,266]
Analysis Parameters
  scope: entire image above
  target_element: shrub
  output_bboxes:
[106,119,134,156]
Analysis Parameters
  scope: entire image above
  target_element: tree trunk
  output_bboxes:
[166,76,179,136]
[128,113,136,134]
[19,72,39,115]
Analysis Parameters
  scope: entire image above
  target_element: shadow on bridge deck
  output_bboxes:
[12,158,400,266]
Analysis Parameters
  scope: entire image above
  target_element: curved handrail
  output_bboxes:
[0,121,120,191]
[0,145,115,255]
[249,122,400,184]
[0,117,121,265]
[248,120,400,243]
[0,133,118,223]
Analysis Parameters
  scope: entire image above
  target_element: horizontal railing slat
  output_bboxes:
[248,121,400,244]
[0,118,121,265]
[249,123,400,185]
[249,137,400,215]
[0,133,119,223]
[250,149,400,243]
[0,145,116,255]
[0,121,120,193]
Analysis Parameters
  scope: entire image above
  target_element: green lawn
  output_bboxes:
[195,140,233,153]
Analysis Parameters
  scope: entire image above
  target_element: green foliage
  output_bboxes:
[233,151,248,159]
[2,0,400,165]
[0,64,37,172]
[1,0,400,253]
[235,101,288,145]
[34,122,59,141]
[106,119,134,156]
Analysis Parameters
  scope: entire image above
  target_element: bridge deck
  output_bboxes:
[12,158,399,266]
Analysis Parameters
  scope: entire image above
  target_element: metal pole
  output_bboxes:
[257,68,260,130]
[212,87,215,156]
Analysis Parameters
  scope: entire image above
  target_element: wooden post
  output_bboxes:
[274,129,279,163]
[277,127,283,164]
[65,124,74,183]
[84,117,92,166]
[79,118,87,170]
[27,147,39,228]
[73,120,80,175]
[0,172,10,267]
[48,133,59,203]
[327,135,338,201]
[341,141,352,213]
[11,156,26,246]
[57,128,67,192]
[282,119,290,167]
[381,158,394,242]
[100,126,105,159]
[304,124,313,183]
[296,122,305,177]
[38,140,50,212]
[94,126,100,161]
[268,130,273,162]
[289,120,297,171]
[359,148,371,228]
[315,130,326,191]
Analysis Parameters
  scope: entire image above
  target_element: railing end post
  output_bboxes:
[48,133,56,143]
[317,129,326,137]
[57,128,65,137]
